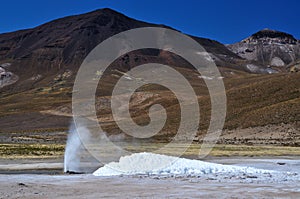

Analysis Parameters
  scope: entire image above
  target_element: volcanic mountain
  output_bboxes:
[0,8,299,146]
[227,29,300,72]
[0,8,244,93]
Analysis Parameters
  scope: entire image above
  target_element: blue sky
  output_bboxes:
[1,0,299,44]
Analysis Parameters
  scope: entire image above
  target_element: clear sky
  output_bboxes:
[1,0,299,44]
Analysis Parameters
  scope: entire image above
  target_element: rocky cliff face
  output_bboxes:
[227,29,300,70]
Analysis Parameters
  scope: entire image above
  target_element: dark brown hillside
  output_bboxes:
[0,8,246,94]
[0,9,299,146]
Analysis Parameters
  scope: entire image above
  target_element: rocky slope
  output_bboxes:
[2,10,298,93]
[0,9,299,145]
[0,8,244,93]
[227,29,300,72]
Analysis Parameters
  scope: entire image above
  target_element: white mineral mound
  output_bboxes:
[93,152,272,176]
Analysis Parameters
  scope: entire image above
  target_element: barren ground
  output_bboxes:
[0,157,299,199]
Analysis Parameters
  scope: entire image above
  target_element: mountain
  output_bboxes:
[3,9,298,92]
[227,29,300,72]
[0,8,243,93]
[0,9,299,146]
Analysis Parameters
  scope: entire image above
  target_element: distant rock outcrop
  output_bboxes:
[227,29,300,70]
[0,63,18,88]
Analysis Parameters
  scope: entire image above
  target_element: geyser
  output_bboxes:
[64,122,91,173]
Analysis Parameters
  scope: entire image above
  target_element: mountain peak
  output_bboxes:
[87,8,126,16]
[228,28,300,69]
[242,29,298,45]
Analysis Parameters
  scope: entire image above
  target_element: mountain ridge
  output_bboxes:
[0,8,299,145]
[0,8,247,92]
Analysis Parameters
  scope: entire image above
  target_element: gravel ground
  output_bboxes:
[0,174,300,199]
[0,157,299,198]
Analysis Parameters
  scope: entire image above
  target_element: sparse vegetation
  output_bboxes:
[1,143,299,159]
[209,145,300,156]
[0,144,65,158]
[0,71,299,145]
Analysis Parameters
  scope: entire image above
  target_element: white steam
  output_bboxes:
[64,122,92,173]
